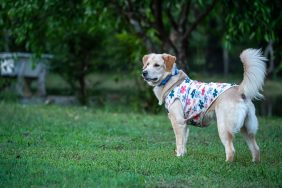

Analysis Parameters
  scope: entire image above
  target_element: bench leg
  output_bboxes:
[37,70,46,97]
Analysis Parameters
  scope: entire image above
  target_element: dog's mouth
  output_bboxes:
[144,77,158,82]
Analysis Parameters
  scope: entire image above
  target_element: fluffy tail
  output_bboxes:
[239,49,267,100]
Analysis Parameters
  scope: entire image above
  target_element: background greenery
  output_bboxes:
[0,0,281,107]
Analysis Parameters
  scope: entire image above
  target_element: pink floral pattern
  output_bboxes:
[180,85,186,94]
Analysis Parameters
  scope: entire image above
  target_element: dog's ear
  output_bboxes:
[162,54,176,72]
[142,54,150,69]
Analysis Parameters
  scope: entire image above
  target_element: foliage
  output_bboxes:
[0,0,281,107]
[0,0,112,104]
[0,103,281,187]
[223,0,282,78]
[223,0,279,48]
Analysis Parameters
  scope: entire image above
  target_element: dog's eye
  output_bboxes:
[154,64,160,67]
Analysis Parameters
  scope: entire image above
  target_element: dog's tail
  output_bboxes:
[239,49,267,100]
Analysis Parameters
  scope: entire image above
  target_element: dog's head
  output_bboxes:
[142,53,176,86]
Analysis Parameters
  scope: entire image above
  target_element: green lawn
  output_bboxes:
[0,103,281,187]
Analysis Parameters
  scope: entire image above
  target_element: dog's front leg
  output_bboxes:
[168,100,189,157]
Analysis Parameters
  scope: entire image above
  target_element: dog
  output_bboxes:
[141,49,267,162]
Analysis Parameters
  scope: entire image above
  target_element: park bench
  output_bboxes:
[0,52,53,97]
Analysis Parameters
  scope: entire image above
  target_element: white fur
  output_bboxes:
[239,49,267,99]
[245,101,259,135]
[215,99,248,134]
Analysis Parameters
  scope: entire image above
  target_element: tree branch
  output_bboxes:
[152,0,165,38]
[183,0,217,39]
[112,0,157,52]
[124,0,154,28]
[151,1,179,54]
[167,11,178,31]
[166,2,179,31]
[179,0,191,32]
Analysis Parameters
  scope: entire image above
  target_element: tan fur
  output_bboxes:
[153,70,187,105]
[142,50,266,162]
[142,54,150,69]
[162,54,176,72]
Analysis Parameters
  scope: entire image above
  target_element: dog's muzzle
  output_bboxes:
[142,70,148,77]
[142,71,158,82]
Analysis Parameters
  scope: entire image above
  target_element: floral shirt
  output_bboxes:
[165,78,236,127]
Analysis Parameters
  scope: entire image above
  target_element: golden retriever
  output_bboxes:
[142,49,266,162]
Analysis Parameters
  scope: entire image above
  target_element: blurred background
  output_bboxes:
[0,0,281,116]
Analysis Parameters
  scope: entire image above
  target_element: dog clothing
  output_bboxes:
[165,78,236,127]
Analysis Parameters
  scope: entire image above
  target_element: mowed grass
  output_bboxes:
[0,103,281,187]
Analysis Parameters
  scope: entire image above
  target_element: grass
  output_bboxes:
[0,102,281,187]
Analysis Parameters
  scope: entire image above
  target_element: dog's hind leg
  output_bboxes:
[215,107,236,162]
[168,99,189,157]
[215,98,248,162]
[241,102,260,162]
[217,124,235,161]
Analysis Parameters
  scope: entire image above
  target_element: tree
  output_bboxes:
[112,0,282,76]
[112,0,218,71]
[223,0,276,47]
[0,0,110,104]
[223,0,282,78]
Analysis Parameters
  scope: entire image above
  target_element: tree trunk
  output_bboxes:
[264,41,274,77]
[78,73,87,105]
[3,29,10,51]
[223,47,229,77]
[178,41,189,72]
[77,60,88,105]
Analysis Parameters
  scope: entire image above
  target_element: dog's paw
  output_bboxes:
[175,147,187,157]
[176,153,186,157]
[252,156,260,163]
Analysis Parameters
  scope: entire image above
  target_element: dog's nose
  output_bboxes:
[142,71,148,77]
